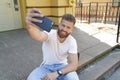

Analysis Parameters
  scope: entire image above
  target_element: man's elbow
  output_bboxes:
[72,63,78,71]
[74,65,78,71]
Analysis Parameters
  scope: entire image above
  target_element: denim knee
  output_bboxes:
[63,72,79,80]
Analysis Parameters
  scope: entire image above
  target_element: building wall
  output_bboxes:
[20,0,74,27]
[26,0,51,15]
[51,0,73,24]
[20,0,26,28]
[81,0,112,3]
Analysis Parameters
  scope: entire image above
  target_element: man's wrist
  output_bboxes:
[57,70,63,76]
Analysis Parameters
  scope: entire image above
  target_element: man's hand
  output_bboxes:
[26,8,44,29]
[42,72,59,80]
[25,8,48,42]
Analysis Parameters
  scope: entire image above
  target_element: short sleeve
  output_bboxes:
[68,38,78,54]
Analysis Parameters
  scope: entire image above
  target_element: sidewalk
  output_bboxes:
[0,23,118,80]
[74,23,118,69]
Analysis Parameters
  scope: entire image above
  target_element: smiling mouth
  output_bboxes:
[61,30,67,34]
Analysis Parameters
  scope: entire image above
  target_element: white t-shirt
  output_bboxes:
[42,30,77,65]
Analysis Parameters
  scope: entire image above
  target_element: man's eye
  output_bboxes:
[62,24,65,27]
[67,27,70,29]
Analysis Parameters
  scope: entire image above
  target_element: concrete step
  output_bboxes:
[106,66,120,80]
[77,43,117,70]
[77,47,120,80]
[102,48,120,80]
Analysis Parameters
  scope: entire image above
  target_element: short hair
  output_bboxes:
[61,14,76,25]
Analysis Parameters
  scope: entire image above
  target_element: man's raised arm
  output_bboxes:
[25,8,48,42]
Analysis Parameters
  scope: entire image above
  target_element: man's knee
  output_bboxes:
[64,72,79,80]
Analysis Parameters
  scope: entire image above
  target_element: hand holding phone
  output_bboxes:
[32,11,54,32]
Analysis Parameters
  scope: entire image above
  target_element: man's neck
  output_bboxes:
[57,36,66,43]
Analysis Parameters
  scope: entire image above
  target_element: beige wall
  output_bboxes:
[20,0,26,28]
[19,0,74,26]
[81,0,112,3]
[26,0,51,16]
[26,0,51,6]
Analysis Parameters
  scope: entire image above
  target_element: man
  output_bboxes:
[26,8,79,80]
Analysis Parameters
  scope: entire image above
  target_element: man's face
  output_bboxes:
[57,19,74,38]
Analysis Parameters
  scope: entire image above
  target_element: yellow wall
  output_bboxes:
[18,0,117,28]
[58,0,68,6]
[51,0,73,24]
[26,0,51,6]
[20,0,75,27]
[81,0,112,3]
[26,0,51,15]
[20,0,26,28]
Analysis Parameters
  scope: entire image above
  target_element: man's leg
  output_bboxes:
[63,71,79,80]
[27,65,51,80]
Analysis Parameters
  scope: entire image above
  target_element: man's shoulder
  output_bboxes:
[69,35,76,41]
[67,35,77,43]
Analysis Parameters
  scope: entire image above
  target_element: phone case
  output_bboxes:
[32,12,54,32]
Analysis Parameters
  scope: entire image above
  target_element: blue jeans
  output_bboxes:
[27,64,79,80]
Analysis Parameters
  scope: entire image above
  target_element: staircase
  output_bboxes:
[77,45,120,80]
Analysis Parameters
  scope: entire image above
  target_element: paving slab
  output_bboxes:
[0,29,43,80]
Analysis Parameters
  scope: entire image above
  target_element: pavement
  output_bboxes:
[0,22,119,80]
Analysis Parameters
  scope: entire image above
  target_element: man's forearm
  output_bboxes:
[61,63,78,75]
[60,54,78,75]
[25,8,48,42]
[26,24,48,42]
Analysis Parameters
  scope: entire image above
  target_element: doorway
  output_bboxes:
[0,0,22,32]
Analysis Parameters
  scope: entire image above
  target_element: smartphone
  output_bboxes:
[32,12,54,32]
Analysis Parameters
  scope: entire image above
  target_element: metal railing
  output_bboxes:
[75,2,120,25]
[75,2,120,43]
[117,13,120,43]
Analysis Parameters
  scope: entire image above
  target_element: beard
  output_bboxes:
[57,29,70,38]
